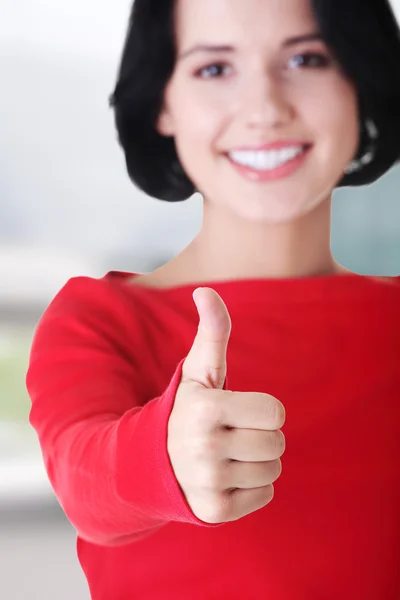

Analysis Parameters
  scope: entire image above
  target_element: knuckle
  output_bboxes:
[210,493,232,523]
[263,459,282,484]
[192,432,221,462]
[265,483,275,503]
[197,493,230,524]
[192,393,223,425]
[258,484,274,507]
[271,430,286,457]
[276,401,286,427]
[272,458,283,481]
[198,464,222,491]
[265,397,286,429]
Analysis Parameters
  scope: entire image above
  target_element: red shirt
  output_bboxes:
[26,271,400,599]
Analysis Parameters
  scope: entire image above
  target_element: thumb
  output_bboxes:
[181,287,232,389]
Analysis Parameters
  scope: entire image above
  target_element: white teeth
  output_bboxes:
[228,147,305,171]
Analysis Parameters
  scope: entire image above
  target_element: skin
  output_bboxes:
[134,0,362,287]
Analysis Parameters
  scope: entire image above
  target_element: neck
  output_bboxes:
[177,194,349,281]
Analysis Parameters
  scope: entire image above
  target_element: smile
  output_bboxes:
[225,145,312,182]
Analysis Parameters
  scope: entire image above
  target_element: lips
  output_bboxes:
[225,144,312,182]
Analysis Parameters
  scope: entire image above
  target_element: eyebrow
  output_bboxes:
[178,33,323,61]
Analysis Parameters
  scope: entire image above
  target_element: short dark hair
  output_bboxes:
[109,0,400,202]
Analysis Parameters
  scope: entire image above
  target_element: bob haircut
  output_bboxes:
[110,0,400,202]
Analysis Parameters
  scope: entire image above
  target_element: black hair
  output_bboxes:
[109,0,400,202]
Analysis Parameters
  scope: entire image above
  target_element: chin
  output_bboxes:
[227,192,318,224]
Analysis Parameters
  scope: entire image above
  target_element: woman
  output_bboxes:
[27,0,400,598]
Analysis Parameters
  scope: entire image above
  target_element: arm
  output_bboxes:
[26,278,224,547]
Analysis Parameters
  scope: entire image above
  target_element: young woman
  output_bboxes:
[27,0,400,598]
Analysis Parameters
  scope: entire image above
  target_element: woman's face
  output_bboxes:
[157,0,360,223]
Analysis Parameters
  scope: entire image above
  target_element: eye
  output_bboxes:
[195,62,231,79]
[288,52,331,69]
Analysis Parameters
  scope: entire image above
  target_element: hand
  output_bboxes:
[167,287,286,524]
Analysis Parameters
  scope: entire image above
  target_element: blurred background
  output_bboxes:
[0,1,399,598]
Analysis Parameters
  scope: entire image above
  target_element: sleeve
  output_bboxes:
[26,277,227,547]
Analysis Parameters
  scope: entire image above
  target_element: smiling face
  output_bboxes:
[157,0,360,224]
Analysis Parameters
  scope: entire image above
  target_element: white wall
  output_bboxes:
[0,0,202,276]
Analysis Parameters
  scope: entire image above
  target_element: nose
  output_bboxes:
[240,76,294,131]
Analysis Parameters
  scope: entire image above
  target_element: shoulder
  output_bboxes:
[29,273,158,360]
[41,272,154,320]
[366,275,400,308]
[376,275,400,290]
[26,272,190,403]
[365,275,400,291]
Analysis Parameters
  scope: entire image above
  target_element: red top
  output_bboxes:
[26,271,400,600]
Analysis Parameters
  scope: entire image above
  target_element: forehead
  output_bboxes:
[174,0,318,48]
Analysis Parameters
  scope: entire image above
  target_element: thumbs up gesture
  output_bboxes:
[167,287,286,524]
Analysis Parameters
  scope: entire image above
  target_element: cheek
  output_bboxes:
[174,100,223,155]
[307,85,359,155]
[172,105,224,192]
[168,80,225,142]
[171,120,209,185]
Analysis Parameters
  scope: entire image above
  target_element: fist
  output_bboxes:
[167,287,286,524]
